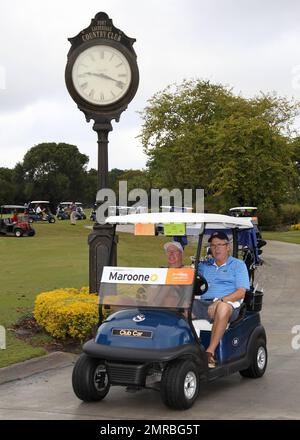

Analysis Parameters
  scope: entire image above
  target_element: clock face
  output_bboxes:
[72,45,132,105]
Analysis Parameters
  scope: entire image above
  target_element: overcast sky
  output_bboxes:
[1,0,300,171]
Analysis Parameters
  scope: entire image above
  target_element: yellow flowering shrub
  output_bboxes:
[34,287,99,340]
[290,223,300,231]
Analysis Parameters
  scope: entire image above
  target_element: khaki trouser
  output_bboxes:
[70,211,76,224]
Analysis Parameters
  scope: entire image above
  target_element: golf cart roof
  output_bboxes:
[30,200,50,204]
[108,206,148,215]
[59,202,82,205]
[109,205,144,210]
[1,205,26,210]
[161,206,193,212]
[229,207,257,211]
[106,212,253,229]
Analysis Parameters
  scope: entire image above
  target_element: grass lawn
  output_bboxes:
[0,220,196,367]
[262,230,300,245]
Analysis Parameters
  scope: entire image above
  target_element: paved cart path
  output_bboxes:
[0,240,300,420]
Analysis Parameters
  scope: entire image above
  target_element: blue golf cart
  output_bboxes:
[72,212,267,410]
[27,201,56,223]
[56,202,86,220]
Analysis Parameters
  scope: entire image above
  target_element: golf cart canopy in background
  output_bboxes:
[106,212,254,231]
[107,205,148,216]
[29,200,51,205]
[229,206,258,219]
[58,202,83,207]
[160,206,193,212]
[0,205,27,214]
[229,206,257,212]
[27,201,53,212]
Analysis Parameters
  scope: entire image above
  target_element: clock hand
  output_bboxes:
[80,72,102,77]
[81,72,125,89]
[98,73,125,89]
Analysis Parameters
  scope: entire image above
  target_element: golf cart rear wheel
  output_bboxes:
[160,359,200,410]
[72,353,110,401]
[239,337,267,378]
[49,217,55,223]
[14,229,23,237]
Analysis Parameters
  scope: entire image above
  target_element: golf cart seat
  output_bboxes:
[4,218,12,225]
[192,319,229,337]
[192,303,246,337]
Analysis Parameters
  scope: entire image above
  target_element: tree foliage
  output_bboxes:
[1,143,149,209]
[20,143,89,206]
[139,79,300,210]
[0,167,16,204]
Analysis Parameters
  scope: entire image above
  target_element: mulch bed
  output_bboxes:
[10,314,83,354]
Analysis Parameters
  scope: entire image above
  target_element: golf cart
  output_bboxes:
[90,205,148,222]
[161,206,193,212]
[0,205,35,237]
[27,201,56,223]
[229,206,258,224]
[107,205,148,216]
[72,212,267,410]
[56,202,86,220]
[229,206,264,241]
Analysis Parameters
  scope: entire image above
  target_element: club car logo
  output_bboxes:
[112,328,152,338]
[232,337,239,347]
[133,314,145,322]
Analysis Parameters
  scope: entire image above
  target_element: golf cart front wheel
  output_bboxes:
[14,229,23,237]
[72,353,110,401]
[160,359,200,410]
[240,337,267,378]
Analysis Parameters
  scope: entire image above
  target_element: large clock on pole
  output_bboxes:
[65,12,140,294]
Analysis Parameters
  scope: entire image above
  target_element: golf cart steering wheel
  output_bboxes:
[194,275,208,295]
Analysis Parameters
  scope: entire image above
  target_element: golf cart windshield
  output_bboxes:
[99,266,194,310]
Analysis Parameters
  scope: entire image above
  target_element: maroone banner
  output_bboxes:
[101,266,194,285]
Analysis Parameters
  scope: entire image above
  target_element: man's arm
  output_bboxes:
[221,287,246,303]
[220,259,249,304]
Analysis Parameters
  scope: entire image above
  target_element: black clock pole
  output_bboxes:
[88,119,117,294]
[65,12,139,294]
[94,121,111,189]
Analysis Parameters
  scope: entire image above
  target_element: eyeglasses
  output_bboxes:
[210,243,229,249]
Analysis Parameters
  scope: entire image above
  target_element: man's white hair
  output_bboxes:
[164,241,183,253]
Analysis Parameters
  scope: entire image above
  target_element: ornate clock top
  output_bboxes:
[67,12,137,56]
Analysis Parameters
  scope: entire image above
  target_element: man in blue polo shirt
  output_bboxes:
[193,231,250,368]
